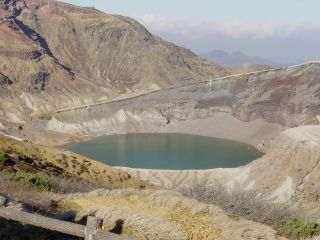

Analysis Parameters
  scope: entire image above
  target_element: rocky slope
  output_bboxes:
[242,126,320,215]
[0,0,226,122]
[227,64,273,75]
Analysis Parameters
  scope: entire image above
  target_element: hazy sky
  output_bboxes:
[63,0,320,64]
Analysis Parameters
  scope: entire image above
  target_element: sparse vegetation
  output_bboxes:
[177,181,320,239]
[0,173,56,212]
[178,180,294,228]
[49,175,102,194]
[279,220,320,239]
[8,171,102,194]
[0,150,5,165]
[10,172,50,191]
[0,171,101,214]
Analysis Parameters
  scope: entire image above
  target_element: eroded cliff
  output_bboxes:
[45,62,320,136]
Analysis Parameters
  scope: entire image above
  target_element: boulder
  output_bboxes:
[0,194,7,207]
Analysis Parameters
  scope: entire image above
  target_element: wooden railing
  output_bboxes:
[0,207,132,240]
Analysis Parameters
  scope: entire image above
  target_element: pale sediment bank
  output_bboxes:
[43,112,284,150]
[0,111,284,149]
[160,112,284,152]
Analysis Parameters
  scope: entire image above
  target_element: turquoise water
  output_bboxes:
[65,133,262,170]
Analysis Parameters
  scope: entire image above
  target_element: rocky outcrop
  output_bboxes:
[1,0,26,16]
[0,49,42,60]
[0,72,12,85]
[28,71,49,91]
[304,115,320,125]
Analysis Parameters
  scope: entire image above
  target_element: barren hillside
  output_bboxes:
[0,0,227,122]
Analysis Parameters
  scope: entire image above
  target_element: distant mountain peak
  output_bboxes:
[201,49,286,68]
[208,49,228,56]
[233,51,244,55]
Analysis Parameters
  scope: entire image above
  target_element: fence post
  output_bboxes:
[85,216,102,240]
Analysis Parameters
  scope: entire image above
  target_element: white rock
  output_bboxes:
[0,195,7,207]
[0,122,5,130]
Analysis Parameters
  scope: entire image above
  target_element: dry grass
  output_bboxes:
[59,189,223,240]
[0,174,284,240]
[57,189,284,240]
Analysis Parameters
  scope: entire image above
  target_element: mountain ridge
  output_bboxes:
[0,0,227,122]
[202,49,287,68]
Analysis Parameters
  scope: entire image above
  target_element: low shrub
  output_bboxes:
[279,220,320,238]
[49,175,102,194]
[10,172,49,191]
[178,180,294,228]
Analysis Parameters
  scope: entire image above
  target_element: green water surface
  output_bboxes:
[65,133,262,170]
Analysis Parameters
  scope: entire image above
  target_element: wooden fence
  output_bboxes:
[0,207,132,240]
